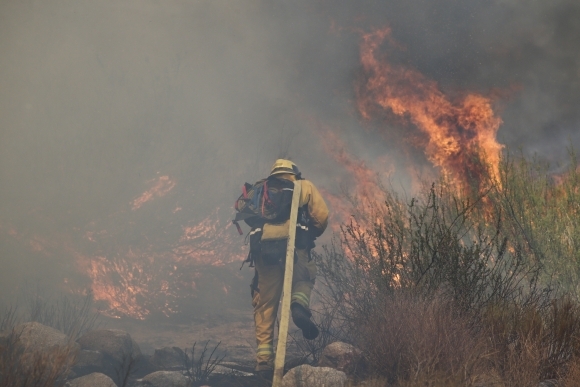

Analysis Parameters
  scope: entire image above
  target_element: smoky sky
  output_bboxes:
[1,0,579,306]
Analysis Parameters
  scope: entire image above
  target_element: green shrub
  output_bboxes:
[490,149,580,295]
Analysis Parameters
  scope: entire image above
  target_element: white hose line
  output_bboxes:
[272,180,302,387]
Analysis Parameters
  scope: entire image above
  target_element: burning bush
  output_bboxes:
[315,150,580,386]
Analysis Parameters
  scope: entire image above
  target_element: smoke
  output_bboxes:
[0,0,578,315]
[323,0,580,153]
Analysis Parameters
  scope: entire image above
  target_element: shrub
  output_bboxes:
[0,305,19,333]
[315,149,580,385]
[353,293,490,386]
[490,149,580,295]
[26,291,100,341]
[183,341,225,386]
[317,182,546,327]
[0,291,98,386]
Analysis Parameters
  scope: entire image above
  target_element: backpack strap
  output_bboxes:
[242,182,251,199]
[232,220,243,235]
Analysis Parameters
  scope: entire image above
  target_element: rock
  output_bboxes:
[212,364,254,376]
[8,322,80,353]
[0,322,78,384]
[0,321,79,380]
[132,353,156,379]
[75,329,148,382]
[77,329,141,364]
[137,370,189,387]
[150,346,185,370]
[67,372,117,387]
[281,364,347,387]
[318,341,364,376]
[70,349,108,379]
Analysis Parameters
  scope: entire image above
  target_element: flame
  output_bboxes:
[174,209,246,266]
[77,253,165,319]
[0,205,246,319]
[131,175,176,210]
[316,126,401,264]
[75,209,246,319]
[322,128,387,206]
[357,28,503,190]
[2,28,508,320]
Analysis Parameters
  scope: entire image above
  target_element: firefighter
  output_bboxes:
[251,159,329,379]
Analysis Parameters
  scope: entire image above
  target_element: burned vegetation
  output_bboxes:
[310,150,580,386]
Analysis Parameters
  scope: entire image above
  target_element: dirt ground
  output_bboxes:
[102,307,311,386]
[105,308,257,364]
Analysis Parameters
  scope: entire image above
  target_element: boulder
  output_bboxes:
[0,322,78,384]
[77,329,141,364]
[318,341,364,376]
[67,372,117,387]
[132,354,156,379]
[137,370,189,387]
[7,322,79,353]
[281,364,347,387]
[150,346,185,370]
[75,329,151,382]
[70,349,107,378]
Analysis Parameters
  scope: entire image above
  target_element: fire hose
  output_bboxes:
[272,180,302,387]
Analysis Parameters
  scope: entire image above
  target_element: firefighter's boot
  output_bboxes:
[255,361,274,382]
[291,302,319,340]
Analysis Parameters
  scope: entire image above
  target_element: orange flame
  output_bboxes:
[82,208,244,319]
[75,209,246,319]
[321,128,389,209]
[317,126,390,235]
[17,204,245,320]
[78,253,163,319]
[316,127,400,264]
[174,209,246,266]
[357,28,503,190]
[131,175,176,210]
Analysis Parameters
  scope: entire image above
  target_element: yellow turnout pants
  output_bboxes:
[251,248,316,365]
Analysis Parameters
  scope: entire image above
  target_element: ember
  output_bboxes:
[131,176,176,210]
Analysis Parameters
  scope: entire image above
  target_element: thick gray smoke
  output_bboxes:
[1,0,578,316]
[340,0,580,154]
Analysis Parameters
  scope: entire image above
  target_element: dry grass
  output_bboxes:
[351,293,491,386]
[481,296,580,386]
[315,149,580,386]
[0,330,76,387]
[0,305,18,333]
[347,379,389,387]
[560,356,580,387]
[313,290,580,386]
[0,291,97,386]
[26,291,100,341]
[183,341,226,386]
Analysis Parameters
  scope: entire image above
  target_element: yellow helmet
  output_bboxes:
[270,159,300,177]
